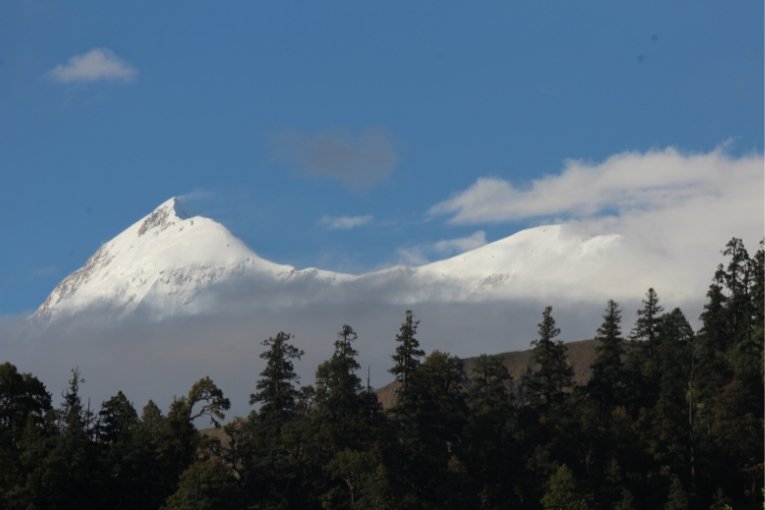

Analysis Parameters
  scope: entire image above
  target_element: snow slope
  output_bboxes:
[36,197,660,322]
[35,198,349,320]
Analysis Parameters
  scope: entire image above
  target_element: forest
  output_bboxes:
[0,238,762,509]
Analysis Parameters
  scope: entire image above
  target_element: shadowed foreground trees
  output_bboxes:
[0,238,761,509]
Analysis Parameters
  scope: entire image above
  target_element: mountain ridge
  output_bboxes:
[35,197,656,322]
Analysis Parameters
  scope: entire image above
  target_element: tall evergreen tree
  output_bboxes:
[244,332,308,509]
[0,363,52,507]
[315,325,362,418]
[631,288,664,344]
[250,331,303,427]
[651,309,696,481]
[390,310,425,393]
[720,238,751,336]
[625,288,666,412]
[464,355,519,508]
[749,241,764,332]
[96,392,160,510]
[525,306,574,407]
[313,325,388,509]
[394,351,470,510]
[699,283,730,357]
[588,300,626,409]
[42,368,100,508]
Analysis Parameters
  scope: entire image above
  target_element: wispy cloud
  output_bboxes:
[273,128,398,190]
[318,214,374,230]
[428,147,764,305]
[397,230,487,266]
[396,246,429,266]
[432,230,487,255]
[47,48,137,84]
[430,146,761,225]
[177,190,214,202]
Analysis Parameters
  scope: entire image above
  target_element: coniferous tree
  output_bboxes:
[631,288,664,345]
[540,464,592,510]
[395,351,470,509]
[0,362,51,440]
[313,325,388,509]
[720,238,752,341]
[749,241,764,333]
[155,377,231,506]
[97,391,138,445]
[0,363,52,507]
[0,237,761,509]
[314,325,363,431]
[588,300,626,409]
[652,309,696,481]
[525,306,573,407]
[43,368,99,508]
[697,282,732,393]
[161,457,241,510]
[250,331,303,427]
[625,288,665,413]
[664,476,689,510]
[464,355,519,508]
[244,332,308,509]
[390,310,425,393]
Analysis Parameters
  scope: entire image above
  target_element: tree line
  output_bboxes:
[0,238,762,509]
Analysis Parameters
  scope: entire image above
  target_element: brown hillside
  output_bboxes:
[376,338,598,409]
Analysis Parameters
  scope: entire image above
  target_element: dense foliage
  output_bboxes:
[0,238,762,509]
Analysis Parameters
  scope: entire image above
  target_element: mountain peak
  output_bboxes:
[137,197,189,236]
[34,197,298,321]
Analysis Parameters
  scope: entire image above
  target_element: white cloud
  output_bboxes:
[177,190,214,202]
[396,246,428,266]
[430,146,762,225]
[319,214,373,230]
[397,230,487,266]
[47,48,137,84]
[432,230,487,255]
[428,147,764,305]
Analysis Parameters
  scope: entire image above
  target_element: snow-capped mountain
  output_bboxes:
[35,198,350,320]
[36,197,668,322]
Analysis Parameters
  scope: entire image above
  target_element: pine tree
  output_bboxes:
[664,476,689,510]
[250,331,303,427]
[97,391,138,445]
[315,324,362,416]
[0,363,52,506]
[631,288,664,345]
[651,309,696,480]
[96,391,161,510]
[749,241,764,333]
[161,457,241,510]
[526,306,574,407]
[390,310,425,393]
[721,238,751,340]
[625,288,665,413]
[588,300,626,409]
[465,355,519,507]
[0,362,51,439]
[42,368,100,508]
[394,351,470,509]
[698,283,730,362]
[313,325,388,508]
[243,332,308,509]
[540,464,592,510]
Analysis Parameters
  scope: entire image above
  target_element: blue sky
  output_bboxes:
[1,1,763,314]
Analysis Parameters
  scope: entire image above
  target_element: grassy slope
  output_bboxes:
[376,338,599,409]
